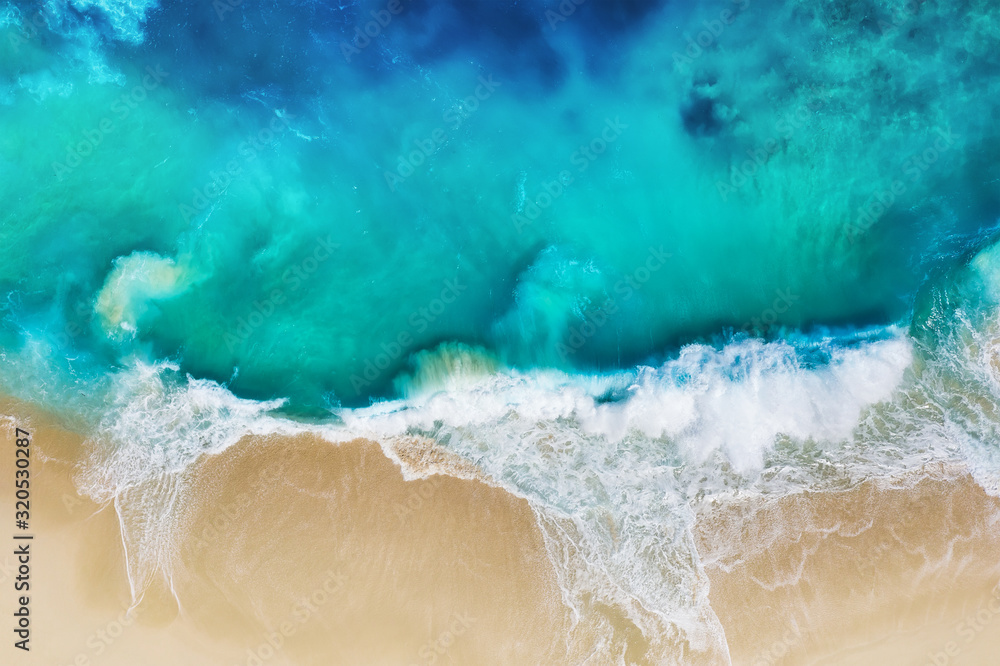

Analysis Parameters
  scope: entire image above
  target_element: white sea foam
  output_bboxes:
[79,360,296,499]
[94,252,201,339]
[342,332,913,476]
[57,318,1000,662]
[75,360,302,605]
[328,329,916,660]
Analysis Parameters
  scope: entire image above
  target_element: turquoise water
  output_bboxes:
[2,0,997,413]
[3,0,1000,661]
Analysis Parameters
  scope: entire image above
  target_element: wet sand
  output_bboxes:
[0,399,570,665]
[694,473,1000,666]
[3,397,1000,665]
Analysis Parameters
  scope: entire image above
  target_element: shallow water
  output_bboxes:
[2,0,1000,663]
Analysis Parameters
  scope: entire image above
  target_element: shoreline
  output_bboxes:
[3,396,1000,664]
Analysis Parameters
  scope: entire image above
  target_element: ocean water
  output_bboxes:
[2,0,1000,662]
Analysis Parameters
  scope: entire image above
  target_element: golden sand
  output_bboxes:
[0,399,569,665]
[3,397,1000,665]
[694,474,1000,666]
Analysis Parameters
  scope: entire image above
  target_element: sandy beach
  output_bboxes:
[695,474,1000,666]
[3,397,1000,665]
[1,398,569,665]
